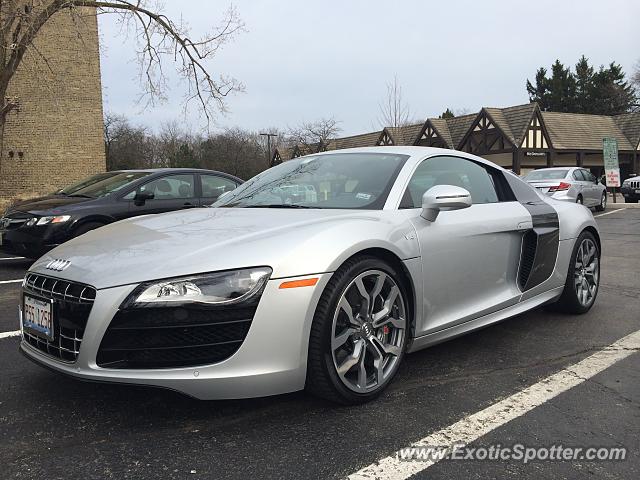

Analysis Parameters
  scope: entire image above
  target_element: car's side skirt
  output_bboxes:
[408,286,563,353]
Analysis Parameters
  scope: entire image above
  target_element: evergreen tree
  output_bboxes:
[439,108,455,119]
[526,57,637,114]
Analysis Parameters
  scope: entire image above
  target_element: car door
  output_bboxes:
[573,169,595,206]
[124,173,197,217]
[403,156,532,336]
[581,169,599,206]
[199,174,240,206]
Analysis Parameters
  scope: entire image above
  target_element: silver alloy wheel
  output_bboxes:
[601,193,607,209]
[331,269,406,393]
[577,196,583,205]
[574,238,599,307]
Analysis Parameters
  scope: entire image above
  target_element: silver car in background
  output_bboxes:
[523,167,607,211]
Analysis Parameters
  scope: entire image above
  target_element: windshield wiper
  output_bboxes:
[247,204,320,209]
[66,194,94,199]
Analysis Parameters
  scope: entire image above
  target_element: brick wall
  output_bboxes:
[0,6,105,209]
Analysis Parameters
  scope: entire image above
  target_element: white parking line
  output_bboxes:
[0,279,22,285]
[348,329,640,480]
[0,256,25,261]
[0,330,20,339]
[595,208,625,217]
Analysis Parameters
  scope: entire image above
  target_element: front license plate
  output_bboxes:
[22,294,54,340]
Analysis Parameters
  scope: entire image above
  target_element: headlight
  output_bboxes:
[122,267,272,308]
[36,215,71,226]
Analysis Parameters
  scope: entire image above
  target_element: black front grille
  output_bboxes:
[2,212,32,230]
[22,273,96,362]
[96,306,256,369]
[518,231,537,290]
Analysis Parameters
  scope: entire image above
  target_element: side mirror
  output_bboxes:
[421,185,472,222]
[133,190,154,206]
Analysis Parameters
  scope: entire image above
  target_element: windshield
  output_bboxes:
[523,169,569,181]
[57,172,117,195]
[64,172,151,198]
[214,152,409,209]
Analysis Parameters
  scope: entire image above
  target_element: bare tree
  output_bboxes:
[287,117,342,152]
[0,0,245,151]
[632,60,640,111]
[378,75,411,128]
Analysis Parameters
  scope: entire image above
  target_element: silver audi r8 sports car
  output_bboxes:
[19,147,601,404]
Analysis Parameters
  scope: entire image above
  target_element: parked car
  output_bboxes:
[621,174,640,203]
[20,147,600,404]
[0,168,242,258]
[522,167,607,211]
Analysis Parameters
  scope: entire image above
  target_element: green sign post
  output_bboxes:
[603,137,620,203]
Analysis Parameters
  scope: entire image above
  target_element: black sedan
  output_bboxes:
[0,168,242,258]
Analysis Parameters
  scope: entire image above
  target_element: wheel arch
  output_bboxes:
[339,247,417,345]
[71,215,113,232]
[583,225,601,254]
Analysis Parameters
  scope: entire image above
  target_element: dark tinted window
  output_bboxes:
[402,156,498,208]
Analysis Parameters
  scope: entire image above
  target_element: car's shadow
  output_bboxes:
[14,303,611,435]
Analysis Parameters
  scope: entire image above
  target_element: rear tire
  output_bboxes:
[595,192,606,212]
[72,221,105,238]
[306,255,409,404]
[551,230,600,314]
[576,195,583,205]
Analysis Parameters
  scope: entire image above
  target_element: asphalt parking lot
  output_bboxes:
[0,208,639,480]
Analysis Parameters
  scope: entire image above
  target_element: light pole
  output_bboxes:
[259,133,278,167]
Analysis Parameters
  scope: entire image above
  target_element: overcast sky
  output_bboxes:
[98,0,640,136]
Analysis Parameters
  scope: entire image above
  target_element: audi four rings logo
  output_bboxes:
[45,259,71,272]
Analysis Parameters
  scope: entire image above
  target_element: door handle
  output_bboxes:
[182,202,194,208]
[517,221,533,230]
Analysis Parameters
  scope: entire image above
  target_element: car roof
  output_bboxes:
[107,168,243,181]
[307,146,508,172]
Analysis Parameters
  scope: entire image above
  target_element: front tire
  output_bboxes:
[595,192,606,212]
[552,231,600,314]
[306,256,409,404]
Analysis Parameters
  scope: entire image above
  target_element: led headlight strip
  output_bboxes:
[122,267,272,308]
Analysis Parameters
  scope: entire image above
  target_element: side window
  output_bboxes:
[401,156,499,208]
[583,170,596,182]
[201,175,238,199]
[124,174,195,200]
[572,170,584,181]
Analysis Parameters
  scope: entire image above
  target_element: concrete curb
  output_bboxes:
[605,203,640,209]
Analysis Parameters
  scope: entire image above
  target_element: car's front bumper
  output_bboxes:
[621,186,640,201]
[20,273,332,399]
[0,224,69,257]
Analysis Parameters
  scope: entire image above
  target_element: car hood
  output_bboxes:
[7,195,93,215]
[30,207,418,289]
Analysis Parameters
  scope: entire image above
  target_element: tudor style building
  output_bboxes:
[273,103,640,179]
